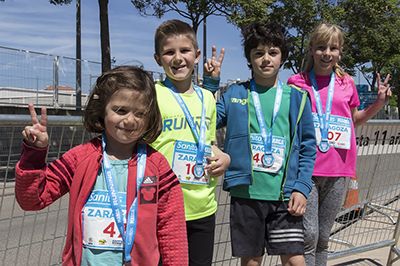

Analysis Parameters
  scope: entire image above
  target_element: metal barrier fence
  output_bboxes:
[0,46,165,109]
[0,116,399,265]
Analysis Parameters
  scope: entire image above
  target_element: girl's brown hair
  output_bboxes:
[84,66,162,144]
[303,23,346,77]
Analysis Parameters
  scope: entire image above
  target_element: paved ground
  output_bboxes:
[329,246,395,265]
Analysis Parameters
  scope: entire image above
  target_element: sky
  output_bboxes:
[0,0,296,85]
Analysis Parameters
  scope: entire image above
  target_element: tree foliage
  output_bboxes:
[336,0,400,87]
[268,0,330,73]
[214,0,273,28]
[132,0,217,33]
[130,0,271,33]
[50,0,72,4]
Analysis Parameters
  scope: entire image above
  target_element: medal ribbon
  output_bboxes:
[309,70,335,147]
[250,79,283,158]
[102,133,146,263]
[163,78,206,172]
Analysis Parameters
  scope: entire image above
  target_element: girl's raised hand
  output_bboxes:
[22,103,49,148]
[377,73,392,104]
[203,45,225,78]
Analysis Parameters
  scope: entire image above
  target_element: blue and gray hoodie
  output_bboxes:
[216,81,316,199]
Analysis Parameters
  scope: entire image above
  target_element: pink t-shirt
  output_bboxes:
[288,73,360,178]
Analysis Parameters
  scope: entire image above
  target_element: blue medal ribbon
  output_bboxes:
[101,133,146,263]
[250,79,283,167]
[163,78,207,179]
[309,70,335,153]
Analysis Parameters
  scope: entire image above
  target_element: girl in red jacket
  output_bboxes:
[15,66,188,266]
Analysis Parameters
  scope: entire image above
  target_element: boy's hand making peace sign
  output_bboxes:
[203,45,225,78]
[22,103,49,148]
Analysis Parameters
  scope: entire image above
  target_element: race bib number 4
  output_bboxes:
[250,134,286,174]
[313,113,352,150]
[82,190,126,250]
[172,140,212,185]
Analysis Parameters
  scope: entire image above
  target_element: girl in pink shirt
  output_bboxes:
[288,23,391,266]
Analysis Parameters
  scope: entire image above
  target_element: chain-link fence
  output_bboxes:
[0,46,165,109]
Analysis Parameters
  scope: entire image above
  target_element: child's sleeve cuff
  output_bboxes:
[202,75,221,93]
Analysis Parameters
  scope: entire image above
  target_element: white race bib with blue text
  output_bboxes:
[82,190,126,250]
[172,140,212,185]
[312,113,351,150]
[250,133,286,174]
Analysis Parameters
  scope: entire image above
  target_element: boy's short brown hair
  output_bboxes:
[154,19,198,56]
[241,22,288,69]
[84,66,162,144]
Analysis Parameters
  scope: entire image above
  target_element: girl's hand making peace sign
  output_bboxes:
[376,73,392,104]
[22,103,49,148]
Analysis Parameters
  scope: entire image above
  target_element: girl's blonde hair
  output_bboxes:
[304,23,346,77]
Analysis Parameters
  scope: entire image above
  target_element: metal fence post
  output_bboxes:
[53,55,59,107]
[387,212,400,265]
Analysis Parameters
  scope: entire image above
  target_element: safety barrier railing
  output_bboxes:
[0,116,399,265]
[328,120,400,265]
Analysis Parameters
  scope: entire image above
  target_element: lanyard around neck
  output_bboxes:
[250,79,283,167]
[163,78,207,178]
[101,133,146,263]
[309,70,335,152]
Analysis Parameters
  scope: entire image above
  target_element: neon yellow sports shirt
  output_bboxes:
[151,81,217,221]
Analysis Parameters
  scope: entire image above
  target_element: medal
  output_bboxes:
[193,164,205,179]
[310,70,335,154]
[263,153,274,167]
[319,140,330,152]
[164,78,207,180]
[250,79,283,170]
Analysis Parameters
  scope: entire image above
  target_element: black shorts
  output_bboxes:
[186,214,216,266]
[230,197,304,257]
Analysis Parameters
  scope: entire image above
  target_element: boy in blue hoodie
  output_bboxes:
[205,22,316,266]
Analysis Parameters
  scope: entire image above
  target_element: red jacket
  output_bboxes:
[15,138,188,266]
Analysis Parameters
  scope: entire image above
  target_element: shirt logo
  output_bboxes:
[142,176,156,184]
[231,98,247,105]
[140,186,157,204]
[162,116,211,132]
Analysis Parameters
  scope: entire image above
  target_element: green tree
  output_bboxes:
[220,0,339,74]
[337,0,400,87]
[270,0,321,74]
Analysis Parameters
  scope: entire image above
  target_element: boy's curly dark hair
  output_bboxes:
[84,66,162,144]
[241,22,288,69]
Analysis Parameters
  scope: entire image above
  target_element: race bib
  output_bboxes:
[313,113,352,150]
[82,190,126,250]
[250,133,286,174]
[172,140,212,185]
